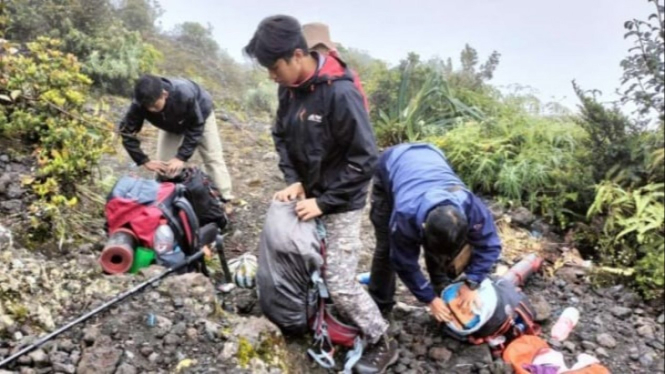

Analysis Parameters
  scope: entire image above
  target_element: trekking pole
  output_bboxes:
[0,228,223,368]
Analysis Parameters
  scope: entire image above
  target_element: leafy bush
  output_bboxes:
[374,62,484,146]
[587,182,664,299]
[243,80,278,116]
[0,37,113,241]
[431,109,594,227]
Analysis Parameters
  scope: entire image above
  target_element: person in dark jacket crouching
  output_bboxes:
[244,15,397,374]
[118,75,234,200]
[368,142,502,324]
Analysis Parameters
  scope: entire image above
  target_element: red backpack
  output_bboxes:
[105,175,202,270]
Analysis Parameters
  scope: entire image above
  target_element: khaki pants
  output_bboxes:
[156,114,233,198]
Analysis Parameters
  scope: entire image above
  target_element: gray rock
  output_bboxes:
[82,326,100,346]
[163,333,179,346]
[413,344,427,357]
[217,341,238,362]
[29,349,49,366]
[171,321,187,336]
[596,333,617,348]
[428,347,452,362]
[0,199,22,212]
[488,202,505,220]
[231,316,281,347]
[637,324,655,340]
[115,363,137,374]
[630,347,640,361]
[5,184,25,199]
[59,339,75,353]
[510,207,535,227]
[205,320,222,340]
[77,336,122,374]
[262,152,279,161]
[530,294,552,322]
[139,345,153,357]
[148,352,159,363]
[640,352,655,367]
[19,369,37,374]
[658,313,664,325]
[52,362,76,374]
[393,364,407,373]
[153,315,173,339]
[0,154,9,163]
[186,327,198,340]
[595,347,610,358]
[49,351,69,364]
[17,354,32,365]
[581,341,597,351]
[610,306,633,319]
[563,341,576,353]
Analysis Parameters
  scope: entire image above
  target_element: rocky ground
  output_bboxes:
[1,108,664,374]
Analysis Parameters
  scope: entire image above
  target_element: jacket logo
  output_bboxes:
[307,114,322,123]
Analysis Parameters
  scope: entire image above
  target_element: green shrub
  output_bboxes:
[431,111,594,228]
[0,37,114,241]
[587,181,665,299]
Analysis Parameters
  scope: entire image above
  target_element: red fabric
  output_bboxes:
[105,183,175,248]
[329,50,370,112]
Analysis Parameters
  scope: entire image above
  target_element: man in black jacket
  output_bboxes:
[118,75,234,200]
[244,15,397,374]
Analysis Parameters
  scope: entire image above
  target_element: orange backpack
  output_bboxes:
[502,335,611,374]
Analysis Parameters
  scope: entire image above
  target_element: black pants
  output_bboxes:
[367,170,450,313]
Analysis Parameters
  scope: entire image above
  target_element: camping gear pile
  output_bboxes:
[100,166,230,278]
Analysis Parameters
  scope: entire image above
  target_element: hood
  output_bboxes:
[294,52,355,92]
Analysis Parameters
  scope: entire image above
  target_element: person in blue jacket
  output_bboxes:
[367,142,502,323]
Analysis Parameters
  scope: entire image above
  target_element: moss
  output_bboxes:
[236,337,255,368]
[235,332,289,372]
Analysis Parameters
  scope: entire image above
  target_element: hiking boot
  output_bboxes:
[382,310,400,337]
[353,334,398,374]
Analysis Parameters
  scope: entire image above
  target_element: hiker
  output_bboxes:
[244,15,398,374]
[118,74,234,201]
[368,142,502,323]
[302,22,370,111]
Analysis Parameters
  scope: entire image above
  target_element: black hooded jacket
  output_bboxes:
[118,77,213,165]
[273,53,378,214]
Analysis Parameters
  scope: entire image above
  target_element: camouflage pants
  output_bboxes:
[322,209,388,344]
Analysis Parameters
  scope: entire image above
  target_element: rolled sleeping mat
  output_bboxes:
[500,253,543,287]
[100,228,137,274]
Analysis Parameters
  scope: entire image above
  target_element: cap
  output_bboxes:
[302,22,337,51]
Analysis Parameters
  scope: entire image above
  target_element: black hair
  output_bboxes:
[243,15,309,68]
[134,74,163,107]
[424,204,468,257]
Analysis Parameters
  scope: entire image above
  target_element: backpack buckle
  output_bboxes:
[308,325,336,369]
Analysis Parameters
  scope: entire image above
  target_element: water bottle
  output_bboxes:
[550,307,580,342]
[153,219,174,255]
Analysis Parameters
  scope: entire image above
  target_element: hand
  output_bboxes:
[295,198,323,221]
[429,297,453,323]
[143,160,167,174]
[165,158,185,176]
[456,283,481,312]
[273,182,305,202]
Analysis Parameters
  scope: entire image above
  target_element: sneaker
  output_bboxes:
[353,334,399,374]
[382,310,400,337]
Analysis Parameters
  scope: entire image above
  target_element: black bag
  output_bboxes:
[158,166,228,232]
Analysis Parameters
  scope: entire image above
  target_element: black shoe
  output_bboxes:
[353,334,399,374]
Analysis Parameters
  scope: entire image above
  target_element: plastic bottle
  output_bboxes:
[153,219,174,255]
[550,307,580,342]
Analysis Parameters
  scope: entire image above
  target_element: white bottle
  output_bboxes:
[153,219,174,255]
[550,307,580,342]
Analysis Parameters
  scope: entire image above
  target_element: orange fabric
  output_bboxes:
[502,335,550,374]
[503,336,611,374]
